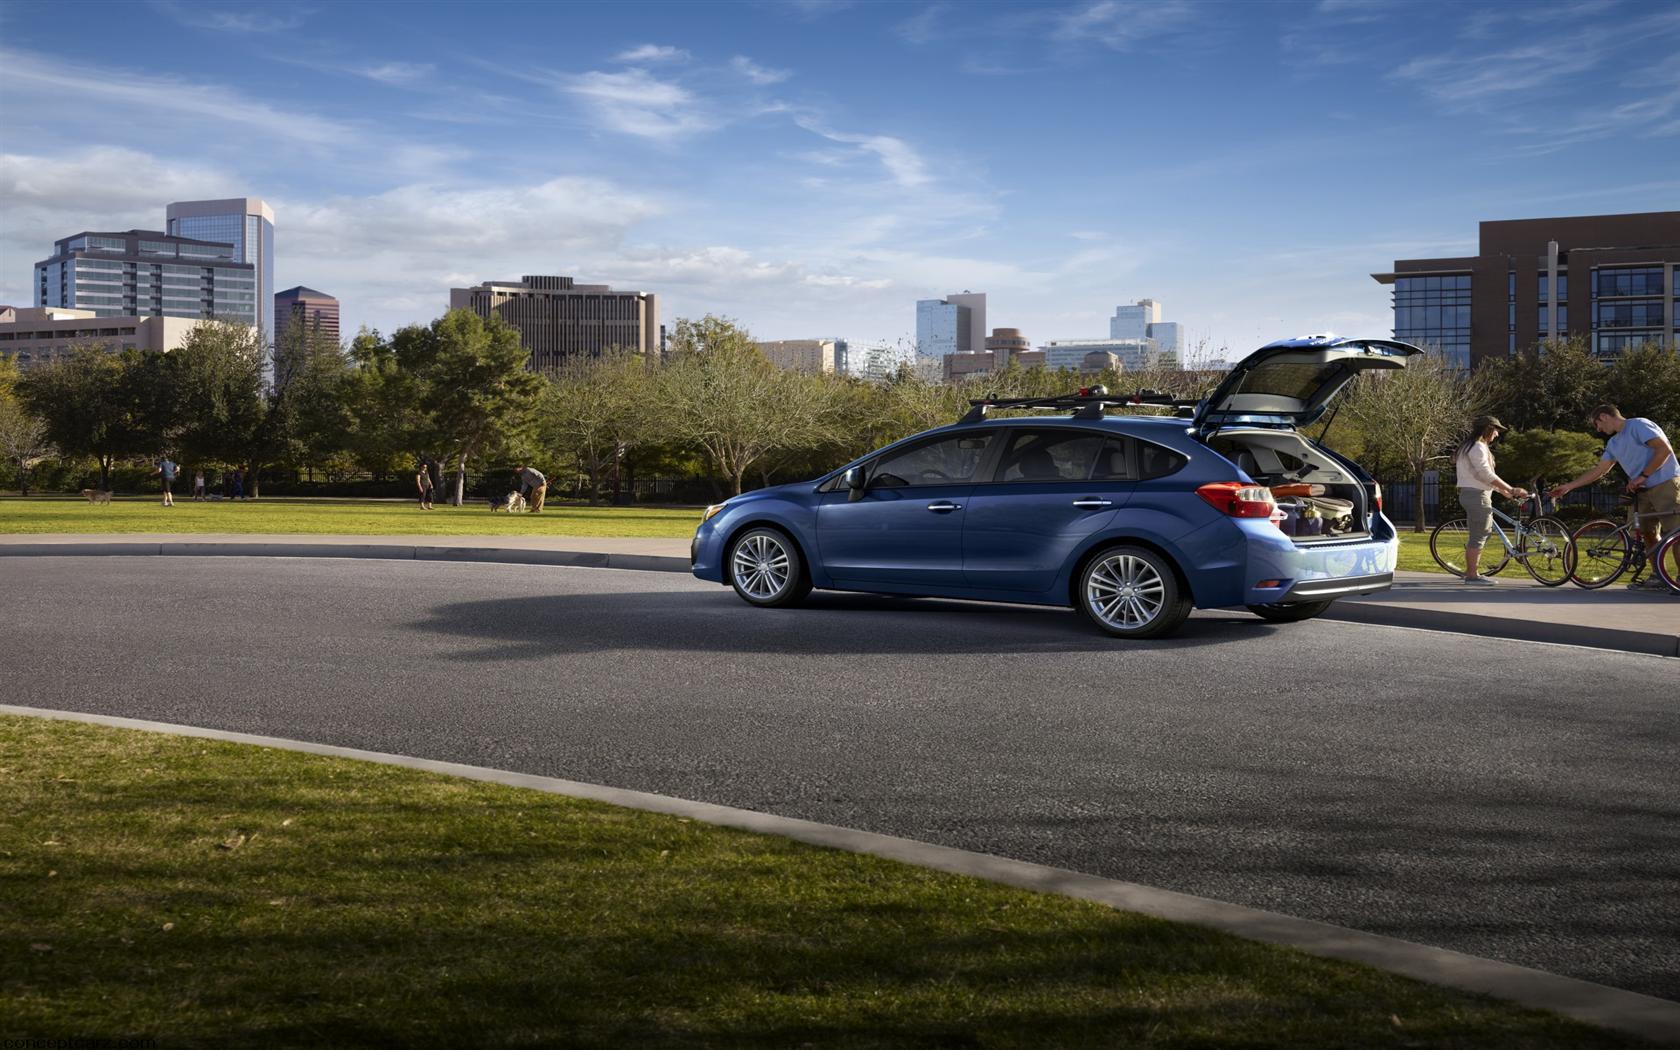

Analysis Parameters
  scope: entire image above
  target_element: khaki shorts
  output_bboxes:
[1635,477,1680,546]
[1458,487,1494,548]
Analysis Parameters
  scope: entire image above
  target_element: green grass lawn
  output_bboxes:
[0,715,1632,1048]
[0,495,702,538]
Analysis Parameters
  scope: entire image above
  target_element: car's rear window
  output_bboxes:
[1230,361,1344,401]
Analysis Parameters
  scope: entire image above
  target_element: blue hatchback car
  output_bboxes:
[691,337,1420,638]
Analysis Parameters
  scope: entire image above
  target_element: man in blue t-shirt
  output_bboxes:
[1551,404,1678,590]
[153,456,178,508]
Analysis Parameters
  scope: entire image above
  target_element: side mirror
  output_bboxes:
[844,466,866,502]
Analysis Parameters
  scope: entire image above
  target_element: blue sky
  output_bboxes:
[2,0,1678,358]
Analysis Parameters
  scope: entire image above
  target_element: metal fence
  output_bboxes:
[1375,472,1626,528]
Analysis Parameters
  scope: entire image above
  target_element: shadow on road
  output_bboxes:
[406,589,1280,660]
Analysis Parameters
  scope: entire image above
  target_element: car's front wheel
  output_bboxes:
[1078,546,1192,639]
[727,527,811,608]
[1246,599,1333,623]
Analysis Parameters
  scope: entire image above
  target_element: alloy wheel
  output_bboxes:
[1086,553,1166,630]
[731,532,791,600]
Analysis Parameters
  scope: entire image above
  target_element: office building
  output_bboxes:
[449,274,659,370]
[915,290,987,359]
[1110,299,1183,362]
[984,327,1031,367]
[167,198,275,340]
[0,306,199,371]
[755,338,845,374]
[844,340,913,381]
[33,230,257,326]
[1041,337,1155,372]
[1373,211,1680,367]
[274,286,340,348]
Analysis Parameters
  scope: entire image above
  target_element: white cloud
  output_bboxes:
[1391,40,1602,106]
[0,48,356,148]
[560,69,712,140]
[730,55,791,85]
[794,118,930,188]
[151,1,308,33]
[896,4,947,44]
[359,62,435,85]
[1052,0,1198,50]
[615,44,690,63]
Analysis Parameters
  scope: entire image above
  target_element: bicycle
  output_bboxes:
[1652,527,1680,594]
[1429,492,1574,586]
[1567,496,1674,590]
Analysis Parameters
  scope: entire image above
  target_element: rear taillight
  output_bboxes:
[1197,482,1277,518]
[1371,483,1382,513]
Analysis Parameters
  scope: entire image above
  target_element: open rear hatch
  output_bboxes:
[1196,337,1423,542]
[1191,337,1422,439]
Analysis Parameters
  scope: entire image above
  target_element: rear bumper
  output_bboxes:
[1278,571,1392,602]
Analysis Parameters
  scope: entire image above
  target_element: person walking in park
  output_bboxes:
[416,458,436,511]
[1549,404,1679,590]
[230,467,245,500]
[1454,415,1528,586]
[515,464,547,513]
[153,455,178,507]
[191,469,206,501]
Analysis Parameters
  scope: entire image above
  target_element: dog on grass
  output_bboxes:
[81,488,114,505]
[489,491,527,513]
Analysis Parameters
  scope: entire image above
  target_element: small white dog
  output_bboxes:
[489,491,527,513]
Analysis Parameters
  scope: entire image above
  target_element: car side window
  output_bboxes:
[1091,438,1136,481]
[871,432,996,488]
[993,429,1105,483]
[1137,439,1188,480]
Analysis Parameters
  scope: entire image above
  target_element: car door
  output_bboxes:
[962,429,1133,593]
[816,430,998,588]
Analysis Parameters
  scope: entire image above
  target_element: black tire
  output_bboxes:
[1520,516,1574,586]
[1246,600,1333,623]
[1430,517,1510,578]
[1568,519,1630,589]
[726,527,811,608]
[1654,532,1680,594]
[1077,545,1192,639]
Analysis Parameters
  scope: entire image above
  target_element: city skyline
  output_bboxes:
[2,1,1678,355]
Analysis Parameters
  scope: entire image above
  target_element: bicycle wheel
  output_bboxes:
[1519,517,1574,586]
[1568,520,1630,589]
[1431,518,1511,578]
[1653,532,1680,593]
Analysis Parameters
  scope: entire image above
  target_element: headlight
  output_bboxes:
[702,503,726,522]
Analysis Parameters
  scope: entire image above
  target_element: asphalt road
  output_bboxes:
[4,556,1676,1001]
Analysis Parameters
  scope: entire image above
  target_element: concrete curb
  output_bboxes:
[0,540,692,575]
[3,703,1675,1044]
[1324,601,1680,658]
[0,540,1670,656]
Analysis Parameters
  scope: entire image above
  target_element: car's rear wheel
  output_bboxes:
[1245,599,1333,623]
[1078,546,1192,639]
[727,527,811,608]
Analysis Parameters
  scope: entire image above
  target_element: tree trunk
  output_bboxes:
[453,450,468,506]
[731,467,744,497]
[248,462,261,499]
[99,455,111,491]
[1414,468,1427,533]
[18,463,30,497]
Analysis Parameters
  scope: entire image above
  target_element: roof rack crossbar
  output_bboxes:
[959,386,1200,424]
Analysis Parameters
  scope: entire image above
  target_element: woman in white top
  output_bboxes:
[1454,415,1529,585]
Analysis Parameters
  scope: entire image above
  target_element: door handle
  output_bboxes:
[1071,498,1113,509]
[926,501,962,512]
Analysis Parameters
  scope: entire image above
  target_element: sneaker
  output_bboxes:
[1463,575,1496,586]
[1627,577,1668,591]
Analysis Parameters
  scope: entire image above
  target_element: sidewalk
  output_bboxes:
[3,532,1676,656]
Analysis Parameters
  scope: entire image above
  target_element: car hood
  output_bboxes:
[1192,336,1422,436]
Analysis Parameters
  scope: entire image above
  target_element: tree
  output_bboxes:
[538,351,655,504]
[659,316,846,496]
[17,346,152,490]
[1340,352,1490,531]
[0,395,54,495]
[1483,337,1606,432]
[1602,342,1680,435]
[166,320,267,473]
[1495,429,1603,491]
[397,310,544,506]
[343,327,432,479]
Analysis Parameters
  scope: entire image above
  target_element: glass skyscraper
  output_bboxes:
[167,198,275,342]
[33,230,256,325]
